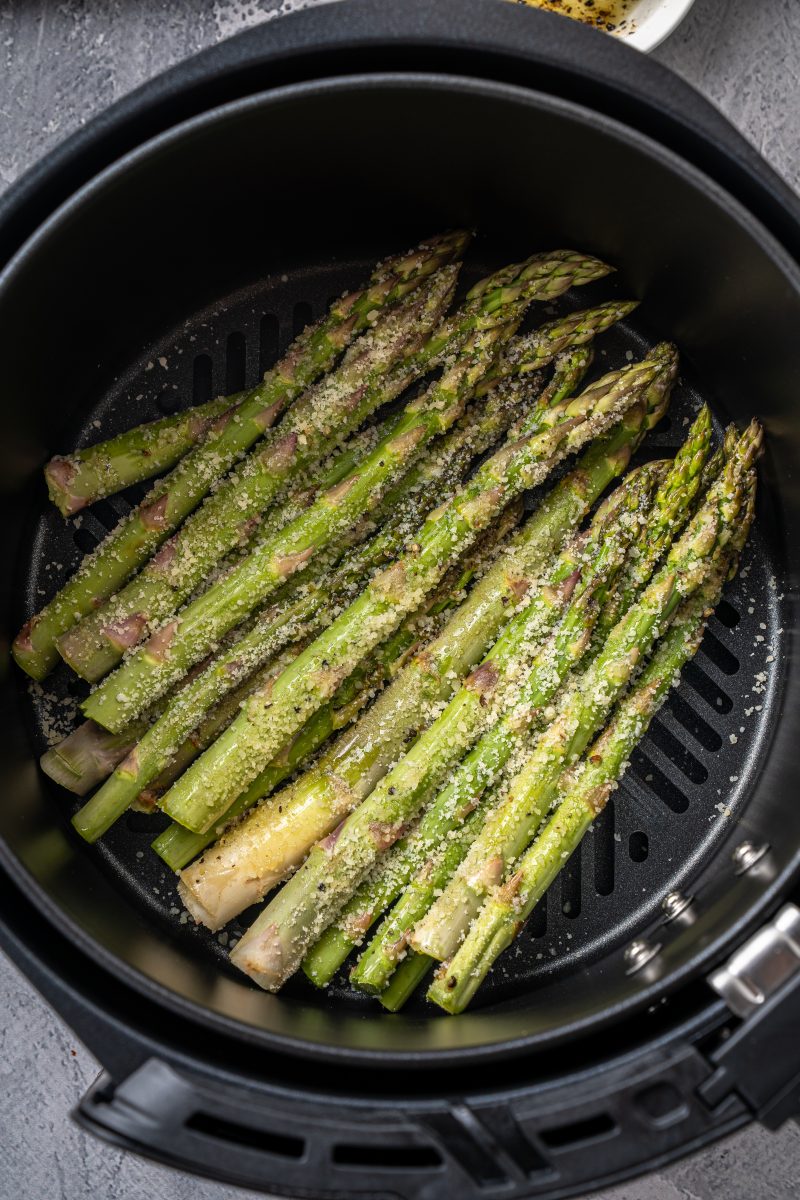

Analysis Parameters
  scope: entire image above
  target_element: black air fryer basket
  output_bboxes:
[1,3,799,1197]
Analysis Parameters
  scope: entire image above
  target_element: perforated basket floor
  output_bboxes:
[16,253,785,1014]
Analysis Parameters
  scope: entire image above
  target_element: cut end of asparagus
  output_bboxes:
[175,878,228,933]
[12,617,55,681]
[40,747,83,792]
[44,456,85,518]
[229,921,289,991]
[177,861,279,933]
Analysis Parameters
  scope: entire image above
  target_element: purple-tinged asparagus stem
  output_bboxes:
[14,230,468,681]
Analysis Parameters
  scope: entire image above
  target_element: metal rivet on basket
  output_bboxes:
[732,840,770,875]
[624,938,662,975]
[661,890,693,923]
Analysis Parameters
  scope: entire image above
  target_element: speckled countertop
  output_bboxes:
[1,2,799,1198]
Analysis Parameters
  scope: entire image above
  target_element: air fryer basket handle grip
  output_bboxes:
[74,1059,530,1200]
[700,973,800,1129]
[74,1046,799,1199]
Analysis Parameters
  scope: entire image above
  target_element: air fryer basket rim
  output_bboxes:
[1,68,798,1069]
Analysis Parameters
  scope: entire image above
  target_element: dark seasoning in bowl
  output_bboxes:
[517,0,637,34]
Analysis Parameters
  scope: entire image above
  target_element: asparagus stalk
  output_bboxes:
[224,370,673,991]
[72,499,437,840]
[162,349,662,851]
[302,462,663,988]
[40,717,150,796]
[158,629,413,874]
[39,423,395,799]
[347,408,712,995]
[476,301,638,395]
[72,381,526,842]
[82,275,615,735]
[13,232,467,682]
[60,264,617,686]
[44,393,239,518]
[354,808,487,998]
[379,950,436,1012]
[132,655,294,813]
[411,421,762,964]
[591,404,713,644]
[81,320,513,730]
[154,550,476,873]
[59,270,459,683]
[166,515,518,885]
[174,357,672,930]
[154,421,533,873]
[428,476,756,1013]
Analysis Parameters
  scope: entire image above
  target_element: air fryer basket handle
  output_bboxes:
[75,1059,542,1200]
[74,1041,799,1200]
[700,976,800,1129]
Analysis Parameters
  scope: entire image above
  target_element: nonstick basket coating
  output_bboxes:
[16,258,784,1017]
[1,73,798,1063]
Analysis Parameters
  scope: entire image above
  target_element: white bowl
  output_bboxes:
[613,0,696,53]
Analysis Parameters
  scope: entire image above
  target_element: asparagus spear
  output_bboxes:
[13,232,467,682]
[354,808,487,998]
[428,475,756,1013]
[59,270,459,683]
[81,277,614,735]
[159,620,425,874]
[379,950,436,1012]
[345,408,712,994]
[411,421,762,964]
[224,373,674,991]
[174,356,672,930]
[302,461,664,988]
[44,393,239,518]
[40,421,396,798]
[476,301,637,395]
[40,717,150,797]
[59,262,617,686]
[73,501,437,839]
[591,404,713,644]
[161,348,662,849]
[72,379,526,842]
[167,511,520,885]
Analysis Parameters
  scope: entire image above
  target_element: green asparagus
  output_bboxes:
[40,421,395,799]
[176,355,672,931]
[82,273,616,734]
[44,393,240,517]
[378,950,436,1012]
[73,377,528,841]
[162,349,662,850]
[14,231,467,681]
[302,461,663,988]
[411,421,762,964]
[224,364,674,990]
[476,301,638,395]
[167,511,521,886]
[40,717,151,797]
[428,472,756,1013]
[591,404,713,643]
[59,269,459,682]
[345,406,712,995]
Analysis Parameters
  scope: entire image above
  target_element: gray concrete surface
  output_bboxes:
[1,0,798,1197]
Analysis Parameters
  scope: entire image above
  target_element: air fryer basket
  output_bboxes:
[11,231,786,1027]
[0,5,799,1197]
